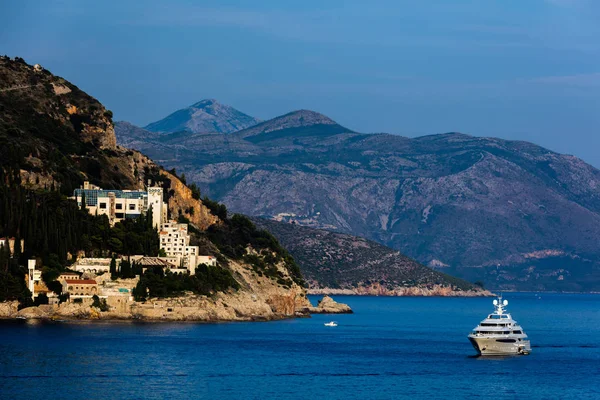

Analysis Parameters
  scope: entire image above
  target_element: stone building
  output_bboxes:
[58,271,81,282]
[62,279,98,297]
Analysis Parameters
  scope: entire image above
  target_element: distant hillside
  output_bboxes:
[116,105,600,292]
[114,121,159,148]
[144,99,261,134]
[235,109,352,142]
[253,218,486,295]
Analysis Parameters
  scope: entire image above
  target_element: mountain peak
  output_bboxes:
[281,109,338,125]
[144,100,261,134]
[236,109,352,139]
[191,98,218,107]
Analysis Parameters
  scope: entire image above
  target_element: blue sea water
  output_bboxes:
[0,293,599,399]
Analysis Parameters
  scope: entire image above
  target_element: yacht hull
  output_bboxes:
[469,336,531,356]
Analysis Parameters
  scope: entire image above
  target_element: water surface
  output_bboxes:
[1,293,598,399]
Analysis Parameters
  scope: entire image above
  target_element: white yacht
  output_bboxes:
[468,296,531,356]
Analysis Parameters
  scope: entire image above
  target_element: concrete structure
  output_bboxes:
[62,279,98,297]
[26,259,42,300]
[128,256,188,275]
[72,181,166,228]
[71,258,118,274]
[197,255,217,267]
[159,221,200,274]
[25,259,53,301]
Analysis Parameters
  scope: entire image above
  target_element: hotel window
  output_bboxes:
[99,202,107,209]
[129,204,136,210]
[116,203,123,210]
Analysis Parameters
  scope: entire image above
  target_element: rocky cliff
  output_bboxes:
[116,107,600,292]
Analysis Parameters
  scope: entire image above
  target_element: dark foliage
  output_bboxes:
[133,264,239,300]
[207,214,304,286]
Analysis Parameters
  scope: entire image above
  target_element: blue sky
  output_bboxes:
[1,0,599,165]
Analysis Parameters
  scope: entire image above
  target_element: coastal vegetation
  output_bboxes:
[132,264,240,300]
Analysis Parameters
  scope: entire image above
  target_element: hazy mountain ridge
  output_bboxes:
[144,99,261,134]
[115,103,600,292]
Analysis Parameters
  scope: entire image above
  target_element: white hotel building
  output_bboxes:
[72,181,166,228]
[159,221,204,275]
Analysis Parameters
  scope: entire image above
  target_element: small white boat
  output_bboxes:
[324,321,338,327]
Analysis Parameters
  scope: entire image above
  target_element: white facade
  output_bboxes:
[71,258,119,274]
[159,221,200,275]
[27,259,41,299]
[197,255,217,267]
[72,181,167,228]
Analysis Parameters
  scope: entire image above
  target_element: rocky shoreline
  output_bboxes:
[0,294,353,322]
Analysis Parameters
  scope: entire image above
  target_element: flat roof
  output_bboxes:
[65,279,97,284]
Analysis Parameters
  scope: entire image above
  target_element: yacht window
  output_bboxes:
[513,330,522,334]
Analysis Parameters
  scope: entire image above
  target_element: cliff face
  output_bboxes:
[116,110,600,292]
[160,169,219,230]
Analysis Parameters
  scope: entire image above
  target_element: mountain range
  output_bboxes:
[115,100,600,292]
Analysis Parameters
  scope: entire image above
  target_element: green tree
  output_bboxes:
[120,259,132,279]
[189,183,201,200]
[110,255,117,280]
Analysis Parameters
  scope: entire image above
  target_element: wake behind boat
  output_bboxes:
[468,296,531,356]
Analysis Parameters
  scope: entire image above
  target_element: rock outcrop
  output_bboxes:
[160,169,219,230]
[0,301,18,318]
[308,296,353,314]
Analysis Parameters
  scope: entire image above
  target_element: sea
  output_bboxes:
[0,293,598,399]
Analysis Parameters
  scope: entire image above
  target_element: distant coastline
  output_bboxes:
[308,286,492,297]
